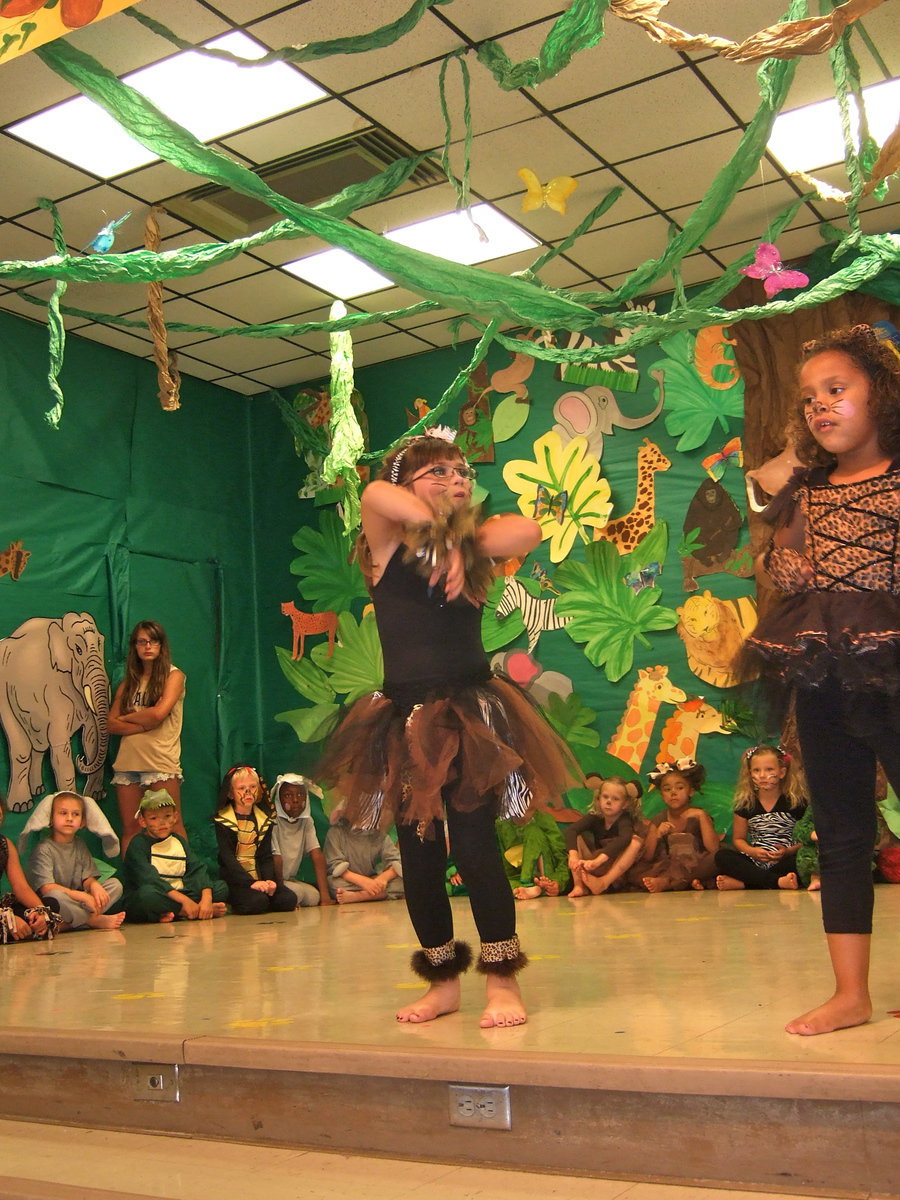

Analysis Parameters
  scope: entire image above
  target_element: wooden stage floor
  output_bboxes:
[1,886,898,1197]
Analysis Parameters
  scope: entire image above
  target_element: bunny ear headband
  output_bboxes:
[388,426,463,485]
[647,758,698,786]
[744,744,791,764]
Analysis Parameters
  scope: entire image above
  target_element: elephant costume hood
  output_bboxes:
[272,773,322,823]
[17,791,120,858]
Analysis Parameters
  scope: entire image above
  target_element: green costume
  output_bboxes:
[122,830,226,922]
[496,810,570,893]
[793,807,820,888]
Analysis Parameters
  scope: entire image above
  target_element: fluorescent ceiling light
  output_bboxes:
[768,77,900,174]
[9,32,325,178]
[284,204,538,299]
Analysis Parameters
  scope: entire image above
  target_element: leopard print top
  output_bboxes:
[800,469,900,593]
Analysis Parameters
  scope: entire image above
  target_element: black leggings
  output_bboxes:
[396,802,515,951]
[714,845,797,889]
[795,682,900,934]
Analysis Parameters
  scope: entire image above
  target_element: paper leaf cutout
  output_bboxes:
[541,691,601,748]
[650,338,744,452]
[275,646,335,705]
[555,536,678,682]
[290,509,369,612]
[518,167,579,214]
[311,610,383,703]
[492,392,531,442]
[502,431,612,563]
[482,575,526,653]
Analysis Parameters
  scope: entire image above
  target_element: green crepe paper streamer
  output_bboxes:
[361,319,500,464]
[34,40,598,333]
[0,151,439,287]
[17,291,441,339]
[477,0,611,91]
[803,239,900,306]
[126,0,454,67]
[528,187,624,275]
[37,198,67,429]
[439,50,474,213]
[273,393,330,458]
[584,1,807,309]
[321,302,364,537]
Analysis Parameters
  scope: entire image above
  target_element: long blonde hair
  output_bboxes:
[733,745,806,812]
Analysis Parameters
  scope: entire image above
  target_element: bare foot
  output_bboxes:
[87,912,126,930]
[159,911,176,923]
[691,878,706,891]
[777,872,799,890]
[716,875,745,891]
[807,877,821,892]
[480,974,527,1028]
[336,888,369,904]
[568,884,587,897]
[535,876,560,896]
[396,978,460,1023]
[211,902,228,917]
[785,993,873,1036]
[642,876,668,893]
[513,885,542,900]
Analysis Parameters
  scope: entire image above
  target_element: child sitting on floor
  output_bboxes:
[324,813,404,904]
[638,760,719,892]
[27,791,124,931]
[566,775,643,896]
[1,789,58,943]
[124,788,227,922]
[715,745,806,891]
[496,808,570,898]
[271,774,333,907]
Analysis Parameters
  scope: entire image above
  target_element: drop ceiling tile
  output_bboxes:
[252,4,462,92]
[0,136,97,222]
[442,0,573,40]
[351,331,435,367]
[194,269,330,323]
[152,295,229,348]
[606,250,721,296]
[210,375,268,395]
[669,180,812,252]
[563,213,672,280]
[183,333,300,373]
[466,118,600,199]
[72,323,155,356]
[160,235,271,294]
[114,160,221,206]
[247,357,324,388]
[0,222,56,266]
[15,186,146,254]
[559,70,738,165]
[352,183,467,233]
[0,49,82,126]
[0,285,89,331]
[173,353,232,381]
[65,279,156,317]
[351,59,537,152]
[616,130,746,213]
[352,286,433,316]
[220,100,368,166]
[282,356,332,385]
[66,0,230,75]
[494,167,653,242]
[390,304,458,330]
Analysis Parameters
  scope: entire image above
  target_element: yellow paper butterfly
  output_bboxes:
[518,167,579,215]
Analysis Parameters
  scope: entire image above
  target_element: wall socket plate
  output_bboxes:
[130,1063,180,1103]
[448,1084,511,1129]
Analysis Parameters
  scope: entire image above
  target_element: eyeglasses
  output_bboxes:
[134,638,160,647]
[411,464,477,483]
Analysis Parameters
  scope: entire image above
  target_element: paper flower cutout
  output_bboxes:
[503,431,612,562]
[739,242,809,299]
[518,167,579,215]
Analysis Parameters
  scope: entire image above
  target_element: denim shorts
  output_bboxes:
[110,770,183,787]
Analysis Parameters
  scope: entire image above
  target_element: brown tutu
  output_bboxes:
[315,675,583,833]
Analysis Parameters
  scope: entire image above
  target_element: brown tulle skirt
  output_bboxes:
[315,675,583,833]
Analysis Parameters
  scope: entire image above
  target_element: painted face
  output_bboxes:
[660,774,693,812]
[141,806,178,839]
[133,628,161,664]
[230,771,260,811]
[279,783,306,818]
[407,458,474,510]
[750,752,786,792]
[596,782,629,820]
[800,350,880,461]
[51,795,84,838]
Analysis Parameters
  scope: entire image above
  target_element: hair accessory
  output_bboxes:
[388,427,460,485]
[424,425,457,443]
[647,758,698,786]
[389,445,410,485]
[744,744,791,765]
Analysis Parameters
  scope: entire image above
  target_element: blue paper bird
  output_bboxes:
[81,211,132,254]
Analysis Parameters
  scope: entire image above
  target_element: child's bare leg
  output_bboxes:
[582,868,612,895]
[397,941,470,1023]
[786,932,872,1036]
[568,864,588,897]
[807,875,821,891]
[513,884,542,899]
[778,871,799,890]
[336,887,381,904]
[716,875,745,891]
[87,912,126,930]
[479,938,527,1028]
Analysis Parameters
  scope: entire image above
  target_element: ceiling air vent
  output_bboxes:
[165,129,443,241]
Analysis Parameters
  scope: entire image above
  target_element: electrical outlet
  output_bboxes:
[448,1084,511,1129]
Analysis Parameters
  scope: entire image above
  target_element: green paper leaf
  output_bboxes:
[650,350,745,453]
[482,575,526,653]
[290,509,369,611]
[541,691,600,748]
[311,610,383,702]
[275,703,341,744]
[275,646,336,704]
[492,393,530,442]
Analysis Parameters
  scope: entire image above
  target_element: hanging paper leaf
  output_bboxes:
[555,538,678,682]
[502,431,612,563]
[541,691,601,748]
[290,510,369,612]
[649,338,745,452]
[311,610,383,703]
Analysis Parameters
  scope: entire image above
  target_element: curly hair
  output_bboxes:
[788,324,900,467]
[648,761,706,794]
[355,434,469,587]
[733,744,806,812]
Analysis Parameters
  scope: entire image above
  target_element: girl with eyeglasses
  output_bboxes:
[108,620,185,853]
[317,429,580,1028]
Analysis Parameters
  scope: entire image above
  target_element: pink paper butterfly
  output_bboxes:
[739,242,809,299]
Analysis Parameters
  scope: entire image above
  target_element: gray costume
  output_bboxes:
[27,837,122,929]
[324,819,404,899]
[271,774,325,907]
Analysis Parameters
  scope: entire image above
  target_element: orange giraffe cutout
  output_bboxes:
[654,696,730,766]
[0,540,30,581]
[606,665,687,772]
[594,439,670,555]
[281,602,338,660]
